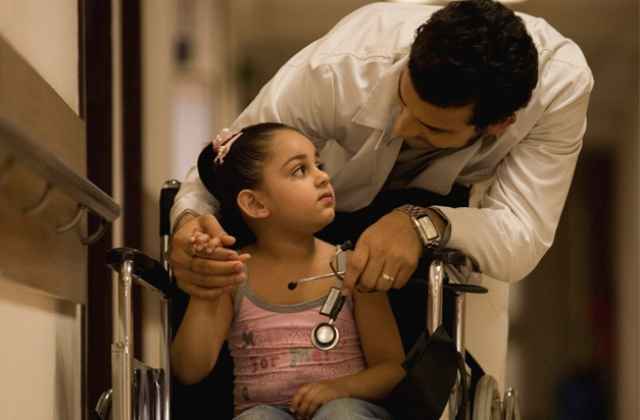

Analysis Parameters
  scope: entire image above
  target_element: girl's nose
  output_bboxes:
[315,168,330,186]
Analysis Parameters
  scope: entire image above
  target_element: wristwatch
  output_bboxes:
[394,204,450,249]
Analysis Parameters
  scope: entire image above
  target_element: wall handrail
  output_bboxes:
[0,117,120,226]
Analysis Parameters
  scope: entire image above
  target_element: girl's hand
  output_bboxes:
[289,380,350,419]
[190,229,217,255]
[170,214,250,300]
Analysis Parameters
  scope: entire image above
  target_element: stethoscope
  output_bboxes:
[287,240,354,351]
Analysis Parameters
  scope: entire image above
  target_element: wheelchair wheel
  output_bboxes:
[472,375,502,420]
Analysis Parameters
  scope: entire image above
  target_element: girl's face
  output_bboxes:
[257,129,335,233]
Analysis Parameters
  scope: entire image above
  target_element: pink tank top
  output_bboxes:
[228,280,366,413]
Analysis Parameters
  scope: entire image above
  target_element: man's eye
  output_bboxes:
[292,165,306,176]
[316,162,325,171]
[424,125,446,135]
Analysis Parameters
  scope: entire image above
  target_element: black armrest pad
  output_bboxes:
[107,247,172,296]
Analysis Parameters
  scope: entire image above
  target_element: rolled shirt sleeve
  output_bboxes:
[170,165,219,233]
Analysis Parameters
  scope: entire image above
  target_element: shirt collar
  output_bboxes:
[351,54,408,132]
[408,136,486,195]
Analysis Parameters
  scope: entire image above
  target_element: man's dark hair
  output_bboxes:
[409,0,538,128]
[198,122,298,248]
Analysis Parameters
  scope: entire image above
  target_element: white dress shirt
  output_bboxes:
[171,2,593,384]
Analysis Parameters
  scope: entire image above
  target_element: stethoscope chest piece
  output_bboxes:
[311,321,340,351]
[311,286,346,351]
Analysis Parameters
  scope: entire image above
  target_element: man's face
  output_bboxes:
[392,68,481,150]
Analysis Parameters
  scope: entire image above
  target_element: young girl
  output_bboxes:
[171,123,405,419]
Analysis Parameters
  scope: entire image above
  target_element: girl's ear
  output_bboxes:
[237,189,270,219]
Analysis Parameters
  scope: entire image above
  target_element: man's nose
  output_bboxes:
[390,107,413,139]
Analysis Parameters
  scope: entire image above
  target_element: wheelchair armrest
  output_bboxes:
[431,248,480,272]
[107,247,173,297]
[444,283,488,294]
[406,248,486,294]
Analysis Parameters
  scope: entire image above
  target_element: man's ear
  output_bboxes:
[486,114,516,137]
[237,189,270,219]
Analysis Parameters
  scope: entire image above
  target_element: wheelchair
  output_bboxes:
[96,179,521,420]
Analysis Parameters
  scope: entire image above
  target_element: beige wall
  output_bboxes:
[0,0,79,114]
[141,0,240,259]
[0,282,81,420]
[0,2,83,420]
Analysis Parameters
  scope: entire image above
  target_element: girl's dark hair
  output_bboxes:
[197,122,297,248]
[409,0,538,128]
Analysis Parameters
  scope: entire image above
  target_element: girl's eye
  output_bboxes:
[292,162,324,177]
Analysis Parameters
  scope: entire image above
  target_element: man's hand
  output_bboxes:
[290,380,350,419]
[170,213,250,299]
[342,210,422,293]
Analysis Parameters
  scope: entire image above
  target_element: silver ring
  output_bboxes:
[381,273,394,283]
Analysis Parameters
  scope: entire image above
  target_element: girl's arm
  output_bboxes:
[290,291,405,416]
[170,292,234,384]
[333,290,406,399]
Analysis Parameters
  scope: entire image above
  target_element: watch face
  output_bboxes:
[419,217,439,242]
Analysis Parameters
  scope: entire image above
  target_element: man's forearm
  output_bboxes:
[433,205,547,283]
[172,210,199,235]
[170,165,219,230]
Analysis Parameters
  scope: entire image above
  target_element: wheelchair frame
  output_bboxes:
[96,247,172,420]
[96,179,520,420]
[426,252,520,420]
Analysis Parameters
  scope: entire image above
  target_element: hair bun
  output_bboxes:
[197,143,218,196]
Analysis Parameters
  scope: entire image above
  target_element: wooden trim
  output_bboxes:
[0,38,86,177]
[0,28,116,307]
[84,0,114,415]
[78,0,86,120]
[122,0,142,250]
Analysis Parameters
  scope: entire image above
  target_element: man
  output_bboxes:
[169,0,592,383]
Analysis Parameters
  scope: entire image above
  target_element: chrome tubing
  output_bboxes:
[454,293,466,357]
[161,297,171,420]
[427,259,445,335]
[112,259,134,420]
